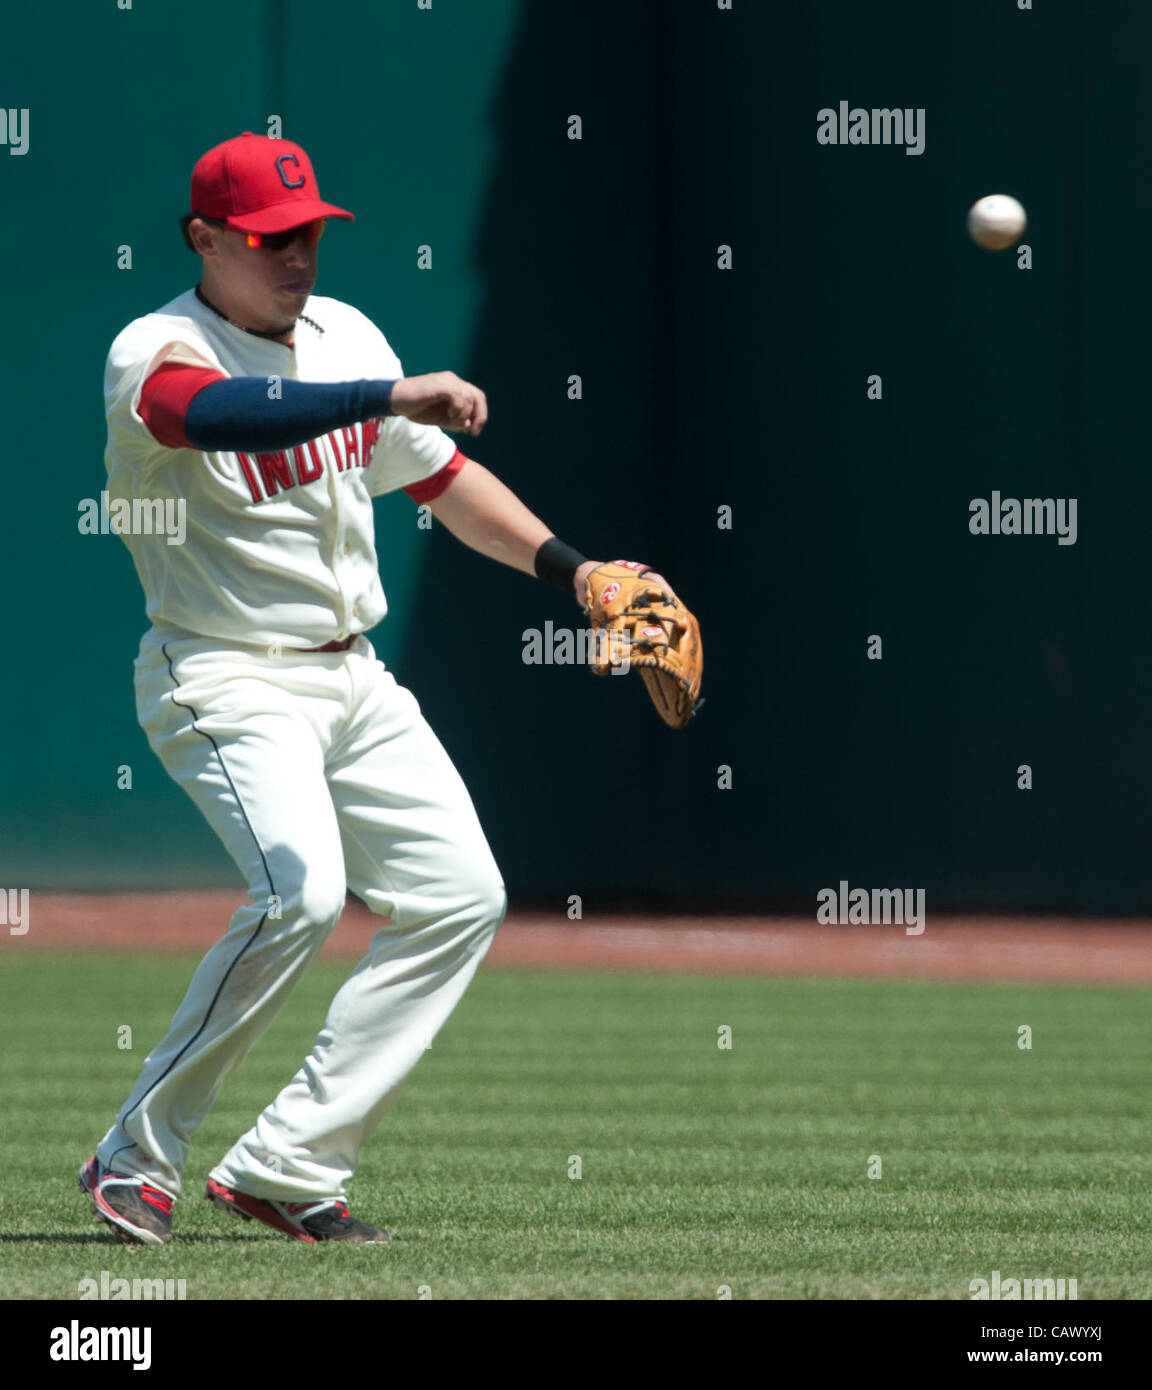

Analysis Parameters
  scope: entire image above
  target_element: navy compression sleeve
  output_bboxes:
[182,375,397,453]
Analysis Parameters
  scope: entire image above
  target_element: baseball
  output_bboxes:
[966,194,1027,251]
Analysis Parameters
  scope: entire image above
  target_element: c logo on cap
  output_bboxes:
[275,154,305,189]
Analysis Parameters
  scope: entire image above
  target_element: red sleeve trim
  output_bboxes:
[138,363,228,448]
[403,447,468,503]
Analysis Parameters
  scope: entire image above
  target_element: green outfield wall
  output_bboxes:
[4,0,1139,913]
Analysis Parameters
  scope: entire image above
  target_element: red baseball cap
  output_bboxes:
[190,131,354,234]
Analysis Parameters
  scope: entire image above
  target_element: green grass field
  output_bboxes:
[0,952,1148,1299]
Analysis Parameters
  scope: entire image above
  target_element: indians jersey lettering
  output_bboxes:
[103,288,457,647]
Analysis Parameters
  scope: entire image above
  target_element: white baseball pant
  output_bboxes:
[96,624,506,1202]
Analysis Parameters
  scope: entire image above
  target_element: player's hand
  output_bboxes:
[573,560,677,607]
[389,372,488,436]
[638,570,676,601]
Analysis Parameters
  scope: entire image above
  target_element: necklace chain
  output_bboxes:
[195,284,322,341]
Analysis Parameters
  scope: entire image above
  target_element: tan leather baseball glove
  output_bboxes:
[583,560,703,729]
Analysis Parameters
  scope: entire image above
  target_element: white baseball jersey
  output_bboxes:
[103,288,457,647]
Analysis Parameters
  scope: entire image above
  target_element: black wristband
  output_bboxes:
[534,537,589,593]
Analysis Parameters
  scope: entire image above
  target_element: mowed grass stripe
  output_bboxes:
[0,955,1148,1298]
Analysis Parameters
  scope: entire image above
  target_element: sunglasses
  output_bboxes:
[201,217,327,250]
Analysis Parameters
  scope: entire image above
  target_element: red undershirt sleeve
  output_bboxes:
[403,447,468,503]
[138,363,229,449]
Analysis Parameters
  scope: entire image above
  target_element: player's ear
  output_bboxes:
[184,216,220,258]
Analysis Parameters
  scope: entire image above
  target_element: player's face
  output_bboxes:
[198,219,323,334]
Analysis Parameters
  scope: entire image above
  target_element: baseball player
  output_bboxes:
[80,132,690,1244]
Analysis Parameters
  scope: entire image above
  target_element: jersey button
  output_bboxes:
[353,603,362,618]
[343,542,351,555]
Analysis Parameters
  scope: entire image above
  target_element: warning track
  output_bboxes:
[17,894,1152,985]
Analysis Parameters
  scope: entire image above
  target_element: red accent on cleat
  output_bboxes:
[205,1178,319,1243]
[204,1178,388,1242]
